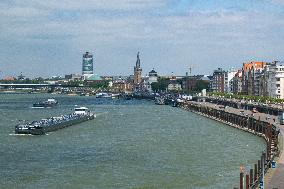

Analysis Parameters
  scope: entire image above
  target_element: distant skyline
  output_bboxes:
[1,0,284,78]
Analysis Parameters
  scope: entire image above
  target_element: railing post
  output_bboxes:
[250,169,253,187]
[254,164,257,182]
[263,152,267,169]
[245,174,249,189]
[261,155,264,173]
[240,172,244,189]
[258,160,261,174]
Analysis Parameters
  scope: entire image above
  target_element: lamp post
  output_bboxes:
[260,151,265,189]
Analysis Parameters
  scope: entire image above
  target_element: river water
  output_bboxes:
[0,93,266,189]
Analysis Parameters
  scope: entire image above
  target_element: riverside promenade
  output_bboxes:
[266,126,284,189]
[179,100,282,189]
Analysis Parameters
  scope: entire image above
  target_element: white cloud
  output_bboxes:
[271,0,284,4]
[1,0,167,13]
[1,1,284,77]
[0,7,49,18]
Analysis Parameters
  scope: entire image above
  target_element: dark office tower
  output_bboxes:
[82,52,93,78]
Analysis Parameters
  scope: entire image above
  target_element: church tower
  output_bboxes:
[134,52,142,86]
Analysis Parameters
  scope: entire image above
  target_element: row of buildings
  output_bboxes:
[131,52,212,93]
[3,50,284,99]
[69,51,184,93]
[131,55,284,100]
[210,61,284,99]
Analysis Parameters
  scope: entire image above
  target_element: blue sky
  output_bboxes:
[1,0,284,78]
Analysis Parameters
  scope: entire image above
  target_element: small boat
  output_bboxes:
[33,98,58,108]
[67,93,77,96]
[111,93,120,99]
[15,107,95,135]
[96,92,111,98]
[80,93,90,96]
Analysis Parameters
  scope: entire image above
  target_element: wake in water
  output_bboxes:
[95,112,108,117]
[30,107,45,109]
[9,133,49,136]
[9,133,33,136]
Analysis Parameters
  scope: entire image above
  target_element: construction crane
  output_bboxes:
[273,60,284,64]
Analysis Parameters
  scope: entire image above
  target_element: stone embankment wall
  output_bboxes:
[179,101,280,189]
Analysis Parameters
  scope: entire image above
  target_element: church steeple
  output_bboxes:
[136,52,140,68]
[133,51,142,88]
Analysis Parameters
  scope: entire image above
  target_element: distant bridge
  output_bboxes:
[0,83,64,89]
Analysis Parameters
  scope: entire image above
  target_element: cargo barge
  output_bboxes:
[33,98,58,108]
[15,107,95,135]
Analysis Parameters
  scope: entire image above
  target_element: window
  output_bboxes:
[277,78,280,81]
[277,84,280,88]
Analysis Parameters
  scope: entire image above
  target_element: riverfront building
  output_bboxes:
[207,60,284,99]
[144,69,158,92]
[270,63,284,99]
[167,80,182,91]
[112,79,133,93]
[224,69,237,93]
[182,75,210,93]
[241,61,266,96]
[210,68,226,93]
[182,75,200,92]
[232,70,243,94]
[65,74,82,81]
[82,52,94,79]
[260,61,284,99]
[148,69,158,82]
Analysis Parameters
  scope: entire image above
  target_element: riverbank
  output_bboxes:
[265,126,284,188]
[177,100,280,189]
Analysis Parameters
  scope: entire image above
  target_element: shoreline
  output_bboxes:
[265,125,284,188]
[177,100,280,189]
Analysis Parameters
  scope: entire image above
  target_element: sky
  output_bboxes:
[1,0,284,78]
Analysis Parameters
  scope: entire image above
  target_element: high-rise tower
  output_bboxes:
[82,52,93,78]
[134,52,142,86]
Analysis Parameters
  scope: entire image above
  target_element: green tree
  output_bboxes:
[86,81,109,89]
[68,80,84,87]
[151,78,169,92]
[193,80,209,92]
[150,82,160,92]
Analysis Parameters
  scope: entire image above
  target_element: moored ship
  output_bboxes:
[95,92,112,98]
[15,107,95,135]
[33,98,58,108]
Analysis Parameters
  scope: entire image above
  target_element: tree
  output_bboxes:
[193,80,209,92]
[151,78,169,92]
[150,82,160,92]
[86,81,109,89]
[68,80,83,87]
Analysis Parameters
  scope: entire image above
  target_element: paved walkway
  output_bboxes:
[190,101,283,189]
[266,125,284,189]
